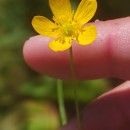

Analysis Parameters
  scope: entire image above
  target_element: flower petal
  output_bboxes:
[76,25,96,45]
[49,0,72,21]
[49,37,71,52]
[74,0,97,25]
[32,16,59,37]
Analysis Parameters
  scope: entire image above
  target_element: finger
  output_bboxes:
[23,17,130,80]
[61,81,130,130]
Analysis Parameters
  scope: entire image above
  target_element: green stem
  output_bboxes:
[69,47,81,130]
[57,79,67,126]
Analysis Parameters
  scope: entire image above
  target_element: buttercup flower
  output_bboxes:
[32,0,97,52]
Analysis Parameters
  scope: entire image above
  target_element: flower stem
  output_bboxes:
[69,47,81,130]
[57,79,67,126]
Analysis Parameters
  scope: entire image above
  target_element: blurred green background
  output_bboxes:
[0,0,129,129]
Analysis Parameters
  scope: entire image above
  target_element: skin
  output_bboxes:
[23,17,130,130]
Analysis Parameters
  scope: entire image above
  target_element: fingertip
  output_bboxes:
[23,35,71,79]
[23,35,52,73]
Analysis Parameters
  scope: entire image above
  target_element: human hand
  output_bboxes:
[23,17,130,130]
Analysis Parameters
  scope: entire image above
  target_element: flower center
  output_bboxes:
[61,22,74,36]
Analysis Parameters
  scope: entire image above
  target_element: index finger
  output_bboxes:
[23,17,130,80]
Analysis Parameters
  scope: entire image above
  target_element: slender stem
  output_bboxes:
[69,47,81,130]
[57,79,67,126]
[69,47,75,80]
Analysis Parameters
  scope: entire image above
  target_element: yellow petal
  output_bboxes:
[49,37,71,52]
[74,0,97,25]
[76,25,96,45]
[32,16,59,37]
[49,0,72,22]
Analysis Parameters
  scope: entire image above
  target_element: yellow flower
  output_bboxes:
[32,0,97,52]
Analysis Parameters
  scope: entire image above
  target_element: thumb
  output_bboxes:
[61,81,130,130]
